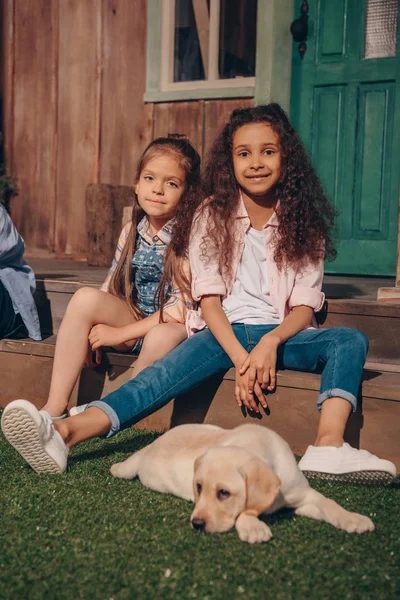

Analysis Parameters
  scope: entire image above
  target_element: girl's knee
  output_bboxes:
[334,327,369,358]
[141,324,166,350]
[67,287,104,317]
[141,323,186,356]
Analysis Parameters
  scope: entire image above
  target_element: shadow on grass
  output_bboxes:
[260,507,295,526]
[388,476,400,489]
[69,430,160,465]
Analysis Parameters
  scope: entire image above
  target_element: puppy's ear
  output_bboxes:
[240,458,281,516]
[192,454,205,500]
[194,453,205,475]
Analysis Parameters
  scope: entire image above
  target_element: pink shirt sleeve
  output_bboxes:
[288,258,325,312]
[188,208,226,301]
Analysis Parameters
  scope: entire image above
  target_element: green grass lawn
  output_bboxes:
[1,423,399,600]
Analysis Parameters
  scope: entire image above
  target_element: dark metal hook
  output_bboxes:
[290,0,309,59]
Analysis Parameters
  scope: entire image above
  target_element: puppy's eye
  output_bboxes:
[217,489,230,501]
[197,483,202,495]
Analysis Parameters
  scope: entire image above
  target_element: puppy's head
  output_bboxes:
[190,446,280,534]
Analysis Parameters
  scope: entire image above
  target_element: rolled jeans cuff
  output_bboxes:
[88,400,121,438]
[317,388,358,413]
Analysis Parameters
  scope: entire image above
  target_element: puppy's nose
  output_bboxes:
[191,518,206,532]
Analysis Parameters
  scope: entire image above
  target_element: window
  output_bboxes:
[364,0,398,59]
[145,0,258,102]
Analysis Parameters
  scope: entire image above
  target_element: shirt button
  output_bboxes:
[153,236,159,242]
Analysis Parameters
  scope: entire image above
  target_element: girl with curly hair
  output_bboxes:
[2,106,396,482]
[37,135,200,419]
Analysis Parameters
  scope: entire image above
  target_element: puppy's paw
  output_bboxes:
[110,462,131,479]
[235,513,272,544]
[336,511,375,534]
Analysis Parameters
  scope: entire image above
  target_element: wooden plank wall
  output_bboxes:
[11,1,58,250]
[99,0,153,186]
[2,0,254,258]
[0,0,15,176]
[55,0,101,256]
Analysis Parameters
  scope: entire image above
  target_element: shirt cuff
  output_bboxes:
[192,275,226,301]
[289,286,325,312]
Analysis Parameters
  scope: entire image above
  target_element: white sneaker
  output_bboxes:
[1,400,69,474]
[69,404,88,417]
[298,443,397,484]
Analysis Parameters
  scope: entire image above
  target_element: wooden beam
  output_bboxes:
[397,193,400,287]
[377,194,400,302]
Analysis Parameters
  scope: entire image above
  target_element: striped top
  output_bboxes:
[101,216,193,322]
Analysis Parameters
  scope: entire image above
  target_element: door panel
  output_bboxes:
[290,0,400,275]
[354,83,395,238]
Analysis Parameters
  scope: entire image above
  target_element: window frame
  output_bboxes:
[145,0,260,102]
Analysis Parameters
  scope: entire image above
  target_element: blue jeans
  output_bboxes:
[91,325,368,437]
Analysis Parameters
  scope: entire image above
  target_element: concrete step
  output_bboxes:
[1,336,399,469]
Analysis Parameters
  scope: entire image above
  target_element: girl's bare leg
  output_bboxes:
[313,397,352,447]
[42,287,136,417]
[55,408,111,447]
[132,322,187,377]
[52,325,187,447]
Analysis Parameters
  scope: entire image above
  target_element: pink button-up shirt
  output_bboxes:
[186,196,325,336]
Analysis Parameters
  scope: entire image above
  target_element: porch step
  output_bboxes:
[29,259,399,365]
[33,276,400,366]
[1,336,399,469]
[32,258,107,335]
[322,299,400,366]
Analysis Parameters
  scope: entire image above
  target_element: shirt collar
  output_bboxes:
[237,192,280,228]
[137,216,174,245]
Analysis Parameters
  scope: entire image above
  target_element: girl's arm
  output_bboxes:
[201,295,265,411]
[189,206,266,411]
[261,305,314,346]
[239,306,314,395]
[241,257,325,394]
[201,296,248,366]
[88,309,181,351]
[162,258,193,324]
[100,222,132,293]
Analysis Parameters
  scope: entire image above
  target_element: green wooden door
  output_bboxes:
[290,0,400,275]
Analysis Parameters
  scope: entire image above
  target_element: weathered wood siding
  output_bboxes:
[2,0,254,258]
[99,0,153,186]
[11,1,58,250]
[55,0,101,256]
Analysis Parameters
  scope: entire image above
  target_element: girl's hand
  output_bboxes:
[239,334,280,392]
[88,324,128,351]
[235,363,267,412]
[84,344,102,368]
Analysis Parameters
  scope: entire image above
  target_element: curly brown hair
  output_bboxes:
[201,103,337,271]
[109,136,201,319]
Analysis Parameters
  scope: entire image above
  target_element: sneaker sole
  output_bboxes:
[302,470,395,485]
[2,406,64,474]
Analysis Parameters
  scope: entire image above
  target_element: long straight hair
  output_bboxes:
[109,136,201,319]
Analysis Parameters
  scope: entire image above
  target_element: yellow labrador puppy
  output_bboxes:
[110,424,374,543]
